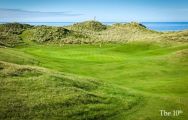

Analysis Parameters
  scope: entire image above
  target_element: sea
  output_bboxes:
[1,22,188,32]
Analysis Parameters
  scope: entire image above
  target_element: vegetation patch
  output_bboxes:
[1,21,188,119]
[22,26,89,44]
[0,61,141,120]
[0,61,42,77]
[68,20,107,31]
[1,21,188,47]
[167,49,188,63]
[112,22,147,30]
[0,23,33,47]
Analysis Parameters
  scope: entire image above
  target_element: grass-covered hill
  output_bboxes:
[96,22,159,43]
[0,21,188,119]
[98,22,188,43]
[0,23,33,47]
[0,57,142,120]
[1,21,188,47]
[0,42,188,120]
[67,20,107,32]
[21,26,89,44]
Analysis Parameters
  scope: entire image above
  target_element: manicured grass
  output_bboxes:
[0,42,188,120]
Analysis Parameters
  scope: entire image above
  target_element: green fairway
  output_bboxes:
[0,41,188,120]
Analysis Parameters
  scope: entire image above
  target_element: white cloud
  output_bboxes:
[0,8,83,22]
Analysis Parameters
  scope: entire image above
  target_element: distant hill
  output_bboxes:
[0,23,33,34]
[0,21,188,47]
[0,23,33,47]
[21,26,89,44]
[112,22,147,30]
[67,20,107,31]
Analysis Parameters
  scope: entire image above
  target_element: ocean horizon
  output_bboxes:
[1,22,188,32]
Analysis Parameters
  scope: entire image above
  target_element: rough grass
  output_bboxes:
[0,23,33,47]
[0,41,188,120]
[0,21,188,119]
[67,20,107,32]
[0,60,141,120]
[21,26,90,44]
[1,21,188,47]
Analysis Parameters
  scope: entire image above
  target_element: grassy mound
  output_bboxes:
[112,22,147,30]
[160,30,188,42]
[1,21,188,47]
[22,26,71,43]
[1,21,188,120]
[68,20,107,31]
[22,26,89,44]
[167,49,188,63]
[0,61,42,77]
[0,61,142,120]
[0,33,21,47]
[0,23,33,47]
[0,23,33,34]
[97,22,160,43]
[1,41,188,119]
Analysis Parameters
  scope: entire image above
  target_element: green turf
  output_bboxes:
[0,41,188,120]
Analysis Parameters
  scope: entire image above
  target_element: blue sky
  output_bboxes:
[0,0,188,22]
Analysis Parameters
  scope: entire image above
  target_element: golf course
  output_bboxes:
[0,21,188,120]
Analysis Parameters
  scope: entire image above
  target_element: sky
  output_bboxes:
[0,0,188,22]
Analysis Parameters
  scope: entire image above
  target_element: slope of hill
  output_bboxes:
[0,58,142,120]
[66,21,188,44]
[0,42,188,119]
[21,25,94,44]
[1,21,188,47]
[0,23,33,47]
[67,20,107,32]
